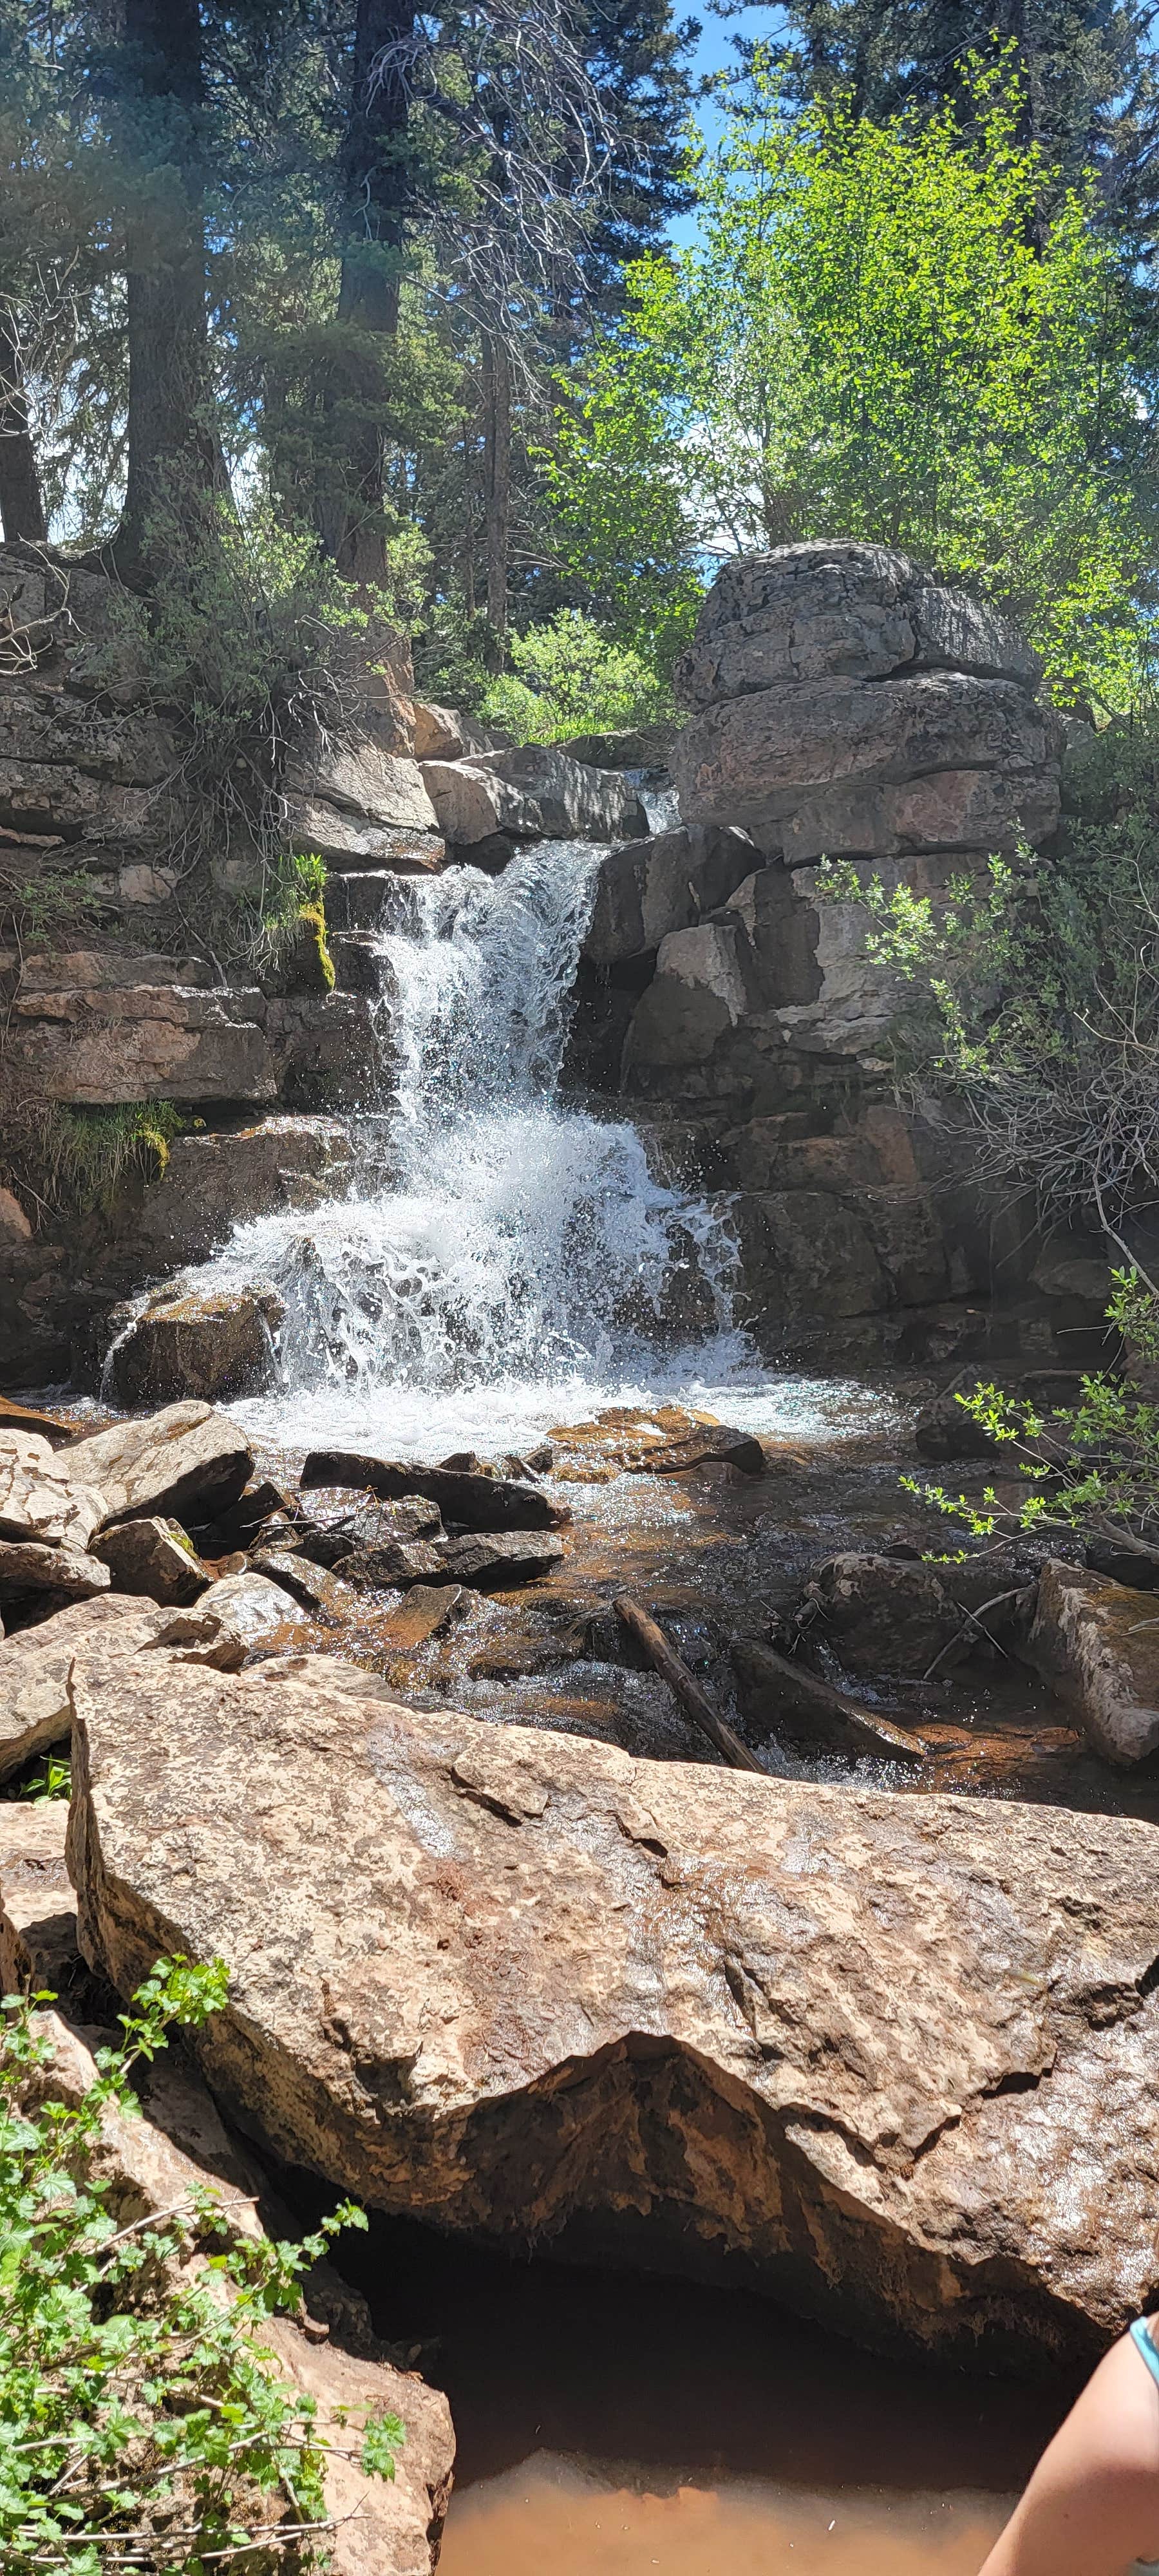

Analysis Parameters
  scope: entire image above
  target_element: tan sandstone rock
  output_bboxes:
[0,1594,178,1783]
[64,1402,254,1527]
[0,1428,108,1550]
[68,1658,1159,2367]
[104,1286,284,1406]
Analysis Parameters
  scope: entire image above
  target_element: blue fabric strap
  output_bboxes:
[1131,2318,1159,2392]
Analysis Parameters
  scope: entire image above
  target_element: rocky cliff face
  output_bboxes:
[575,541,1098,1365]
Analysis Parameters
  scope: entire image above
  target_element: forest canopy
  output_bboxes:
[3,1,1159,714]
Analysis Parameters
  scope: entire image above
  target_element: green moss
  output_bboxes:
[297,896,335,992]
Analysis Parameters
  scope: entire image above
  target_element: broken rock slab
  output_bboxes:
[91,1515,210,1605]
[300,1450,569,1533]
[68,1658,1159,2368]
[0,1428,108,1551]
[1022,1559,1159,1765]
[0,1593,177,1783]
[64,1401,254,1527]
[0,1537,111,1602]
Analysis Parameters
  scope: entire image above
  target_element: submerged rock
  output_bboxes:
[70,1657,1159,2367]
[299,1451,569,1533]
[1023,1559,1159,1765]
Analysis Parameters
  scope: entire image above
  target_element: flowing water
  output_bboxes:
[171,837,798,1455]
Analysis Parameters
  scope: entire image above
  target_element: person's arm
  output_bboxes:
[981,2327,1159,2576]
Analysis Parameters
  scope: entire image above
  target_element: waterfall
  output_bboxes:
[178,839,752,1453]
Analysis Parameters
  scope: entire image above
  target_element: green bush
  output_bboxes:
[0,1955,402,2572]
[480,611,674,744]
[907,1273,1159,1548]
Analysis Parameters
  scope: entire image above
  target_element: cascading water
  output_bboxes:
[171,838,755,1454]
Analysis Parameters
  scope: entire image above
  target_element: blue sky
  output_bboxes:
[668,4,790,242]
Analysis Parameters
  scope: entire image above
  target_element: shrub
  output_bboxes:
[480,611,674,744]
[0,1954,402,2572]
[906,1273,1159,1548]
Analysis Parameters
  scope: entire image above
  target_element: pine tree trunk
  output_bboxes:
[116,0,218,576]
[330,0,415,588]
[0,313,48,544]
[481,330,511,674]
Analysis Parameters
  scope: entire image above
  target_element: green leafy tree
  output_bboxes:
[1,1954,402,2570]
[480,606,673,738]
[551,57,1159,702]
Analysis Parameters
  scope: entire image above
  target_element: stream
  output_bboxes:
[125,831,1118,2565]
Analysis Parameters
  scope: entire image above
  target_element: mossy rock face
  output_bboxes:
[104,1286,285,1405]
[283,900,335,994]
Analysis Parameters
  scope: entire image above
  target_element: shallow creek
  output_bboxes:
[332,2215,1068,2575]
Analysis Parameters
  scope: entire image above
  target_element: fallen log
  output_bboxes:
[613,1593,762,1773]
[731,1638,927,1765]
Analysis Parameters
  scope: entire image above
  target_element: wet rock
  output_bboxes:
[1022,1559,1159,1765]
[375,1584,465,1650]
[133,1119,355,1269]
[91,1515,210,1605]
[0,1593,176,1783]
[0,1428,108,1550]
[625,1424,766,1478]
[435,1530,567,1588]
[65,1403,254,1528]
[70,1654,1159,2367]
[17,1997,455,2576]
[300,1450,569,1533]
[0,1395,74,1446]
[798,1553,966,1678]
[250,1548,362,1627]
[339,1540,449,1589]
[0,1537,111,1602]
[104,1287,284,1406]
[193,1571,312,1659]
[344,1497,446,1547]
[583,826,759,968]
[1085,1533,1159,1589]
[731,1638,924,1763]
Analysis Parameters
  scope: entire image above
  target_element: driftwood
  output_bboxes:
[731,1638,927,1765]
[612,1594,763,1774]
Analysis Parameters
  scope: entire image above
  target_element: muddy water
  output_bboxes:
[346,2222,1066,2576]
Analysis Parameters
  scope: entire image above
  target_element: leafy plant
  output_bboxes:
[24,1104,187,1221]
[905,1273,1159,1547]
[480,610,674,742]
[551,52,1159,705]
[0,1955,402,2572]
[815,790,1159,1278]
[254,853,335,992]
[17,1757,71,1804]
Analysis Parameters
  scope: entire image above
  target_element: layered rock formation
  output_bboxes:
[576,541,1088,1361]
[70,1655,1159,2369]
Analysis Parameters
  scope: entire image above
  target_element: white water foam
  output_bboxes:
[163,838,815,1453]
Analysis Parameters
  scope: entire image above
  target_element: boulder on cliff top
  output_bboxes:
[68,1654,1159,2367]
[65,1403,254,1527]
[675,542,1042,706]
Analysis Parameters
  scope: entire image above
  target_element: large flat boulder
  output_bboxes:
[70,1660,1159,2367]
[65,1401,253,1526]
[674,670,1057,840]
[6,981,278,1104]
[299,1450,569,1533]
